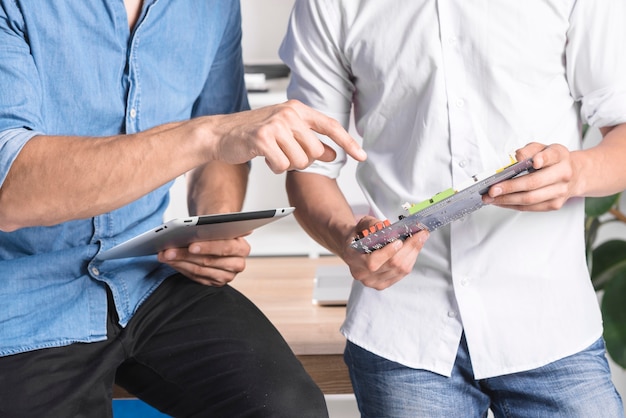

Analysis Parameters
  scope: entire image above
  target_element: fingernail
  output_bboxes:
[355,150,367,161]
[164,250,176,260]
[491,187,502,197]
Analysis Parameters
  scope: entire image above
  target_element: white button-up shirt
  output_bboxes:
[280,0,626,379]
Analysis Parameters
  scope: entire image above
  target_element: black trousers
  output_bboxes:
[0,274,328,418]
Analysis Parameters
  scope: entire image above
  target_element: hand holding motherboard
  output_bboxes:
[350,158,535,254]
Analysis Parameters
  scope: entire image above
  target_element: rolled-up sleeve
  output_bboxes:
[567,0,626,128]
[0,128,42,187]
[0,3,45,187]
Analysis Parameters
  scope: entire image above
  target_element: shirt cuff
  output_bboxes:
[0,128,42,187]
[582,84,626,128]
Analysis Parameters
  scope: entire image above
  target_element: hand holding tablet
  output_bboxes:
[98,207,294,260]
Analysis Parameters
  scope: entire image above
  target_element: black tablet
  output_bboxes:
[98,207,294,260]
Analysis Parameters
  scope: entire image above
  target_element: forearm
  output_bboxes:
[0,120,210,230]
[574,123,626,197]
[286,171,357,258]
[186,161,249,215]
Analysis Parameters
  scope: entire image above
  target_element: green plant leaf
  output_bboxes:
[585,194,620,217]
[601,268,626,368]
[590,240,626,290]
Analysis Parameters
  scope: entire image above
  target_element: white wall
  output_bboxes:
[241,0,295,64]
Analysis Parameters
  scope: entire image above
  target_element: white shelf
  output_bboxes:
[248,78,289,109]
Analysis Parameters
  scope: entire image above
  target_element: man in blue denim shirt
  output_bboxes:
[0,1,366,416]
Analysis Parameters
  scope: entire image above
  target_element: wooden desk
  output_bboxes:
[114,255,352,397]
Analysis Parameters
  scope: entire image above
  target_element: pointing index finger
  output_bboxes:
[296,101,367,162]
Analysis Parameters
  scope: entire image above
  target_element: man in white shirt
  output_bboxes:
[279,0,626,416]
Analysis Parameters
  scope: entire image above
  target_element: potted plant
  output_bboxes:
[586,192,626,367]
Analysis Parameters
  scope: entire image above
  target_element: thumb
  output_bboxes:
[316,143,338,162]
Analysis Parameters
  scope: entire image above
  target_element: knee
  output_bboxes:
[262,378,329,418]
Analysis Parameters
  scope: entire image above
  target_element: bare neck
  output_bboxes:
[124,0,143,30]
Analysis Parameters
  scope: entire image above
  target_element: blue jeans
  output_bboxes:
[344,334,624,418]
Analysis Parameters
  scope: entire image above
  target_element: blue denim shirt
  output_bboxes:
[0,0,249,356]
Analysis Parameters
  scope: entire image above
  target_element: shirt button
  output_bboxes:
[130,108,137,118]
[460,277,469,286]
[459,160,467,168]
[448,36,458,45]
[455,98,465,108]
[448,311,457,318]
[91,267,100,276]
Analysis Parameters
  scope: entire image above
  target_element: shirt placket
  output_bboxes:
[126,41,140,134]
[437,1,479,178]
[437,0,486,331]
